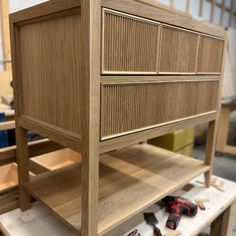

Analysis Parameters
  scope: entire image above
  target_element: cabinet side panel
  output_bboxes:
[18,13,82,136]
[101,81,219,139]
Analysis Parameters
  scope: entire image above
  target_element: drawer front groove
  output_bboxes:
[102,8,160,74]
[101,81,219,139]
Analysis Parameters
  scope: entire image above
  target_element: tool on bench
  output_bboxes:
[143,212,163,236]
[162,196,198,230]
[127,229,141,236]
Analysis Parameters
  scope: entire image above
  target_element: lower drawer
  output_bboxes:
[101,81,219,140]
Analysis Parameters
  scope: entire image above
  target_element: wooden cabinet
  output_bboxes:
[10,0,226,235]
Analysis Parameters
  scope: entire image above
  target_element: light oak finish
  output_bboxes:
[25,144,210,236]
[32,149,81,171]
[102,8,160,74]
[159,25,199,74]
[100,111,217,153]
[0,139,62,167]
[0,163,34,193]
[15,127,31,211]
[101,81,219,139]
[204,38,227,186]
[197,35,224,74]
[101,75,220,83]
[0,121,15,132]
[0,164,18,192]
[19,10,82,137]
[9,1,226,235]
[79,0,101,235]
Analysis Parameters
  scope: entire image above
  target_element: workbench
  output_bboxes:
[0,175,235,236]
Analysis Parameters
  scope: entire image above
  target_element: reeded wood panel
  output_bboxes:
[101,81,219,139]
[102,8,160,74]
[159,25,199,74]
[197,35,224,74]
[19,13,82,136]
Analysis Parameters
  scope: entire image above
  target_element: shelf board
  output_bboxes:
[24,144,210,235]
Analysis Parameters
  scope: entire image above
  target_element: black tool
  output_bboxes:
[143,212,163,236]
[127,229,141,236]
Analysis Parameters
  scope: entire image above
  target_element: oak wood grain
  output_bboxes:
[19,11,82,137]
[102,8,160,74]
[160,25,199,74]
[101,81,219,139]
[197,35,224,74]
[25,144,210,235]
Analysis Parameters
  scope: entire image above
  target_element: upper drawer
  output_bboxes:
[159,25,199,74]
[102,8,160,74]
[197,35,224,74]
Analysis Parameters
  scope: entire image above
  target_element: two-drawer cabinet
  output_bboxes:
[10,0,226,235]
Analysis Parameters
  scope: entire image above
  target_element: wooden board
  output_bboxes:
[0,164,34,193]
[31,149,81,171]
[24,144,209,235]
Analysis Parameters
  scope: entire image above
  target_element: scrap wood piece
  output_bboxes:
[195,197,210,202]
[165,230,182,236]
[195,178,225,192]
[213,180,225,192]
[195,200,206,210]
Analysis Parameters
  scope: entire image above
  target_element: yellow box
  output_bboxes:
[176,144,193,157]
[148,127,194,152]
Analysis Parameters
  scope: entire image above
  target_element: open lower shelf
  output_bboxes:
[24,144,210,235]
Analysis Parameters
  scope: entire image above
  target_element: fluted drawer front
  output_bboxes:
[197,35,224,74]
[101,81,219,139]
[102,8,160,74]
[160,25,199,74]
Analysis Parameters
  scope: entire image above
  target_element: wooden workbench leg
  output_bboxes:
[210,201,236,236]
[15,126,31,211]
[216,105,230,153]
[204,120,217,187]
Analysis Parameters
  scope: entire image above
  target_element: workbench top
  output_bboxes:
[1,175,235,236]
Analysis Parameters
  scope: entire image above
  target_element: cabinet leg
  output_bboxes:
[210,201,236,236]
[204,120,217,187]
[81,150,99,236]
[216,105,230,153]
[16,126,31,211]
